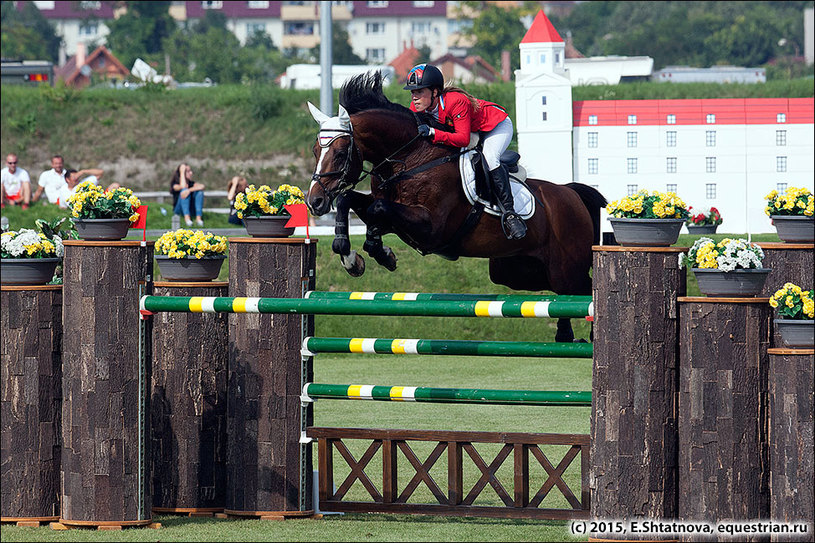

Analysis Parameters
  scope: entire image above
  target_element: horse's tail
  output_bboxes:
[566,183,607,245]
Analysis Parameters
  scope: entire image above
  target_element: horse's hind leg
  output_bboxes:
[555,318,575,343]
[363,232,397,271]
[332,193,365,277]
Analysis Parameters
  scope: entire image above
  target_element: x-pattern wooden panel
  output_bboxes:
[332,440,382,501]
[529,444,582,509]
[461,443,514,506]
[395,441,447,504]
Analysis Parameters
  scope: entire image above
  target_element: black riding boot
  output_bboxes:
[490,167,527,240]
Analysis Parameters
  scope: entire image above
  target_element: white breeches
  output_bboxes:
[482,117,514,171]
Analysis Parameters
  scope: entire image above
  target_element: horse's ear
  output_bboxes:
[307,101,330,125]
[338,104,351,130]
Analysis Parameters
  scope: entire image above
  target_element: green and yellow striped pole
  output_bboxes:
[304,290,592,303]
[301,337,592,358]
[301,383,592,406]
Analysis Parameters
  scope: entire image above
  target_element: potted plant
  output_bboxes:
[154,229,228,281]
[680,237,770,297]
[764,186,814,243]
[66,180,142,241]
[769,283,814,348]
[685,206,722,235]
[606,190,690,247]
[234,183,305,238]
[1,228,64,285]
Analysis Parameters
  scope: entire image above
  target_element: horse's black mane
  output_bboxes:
[339,71,412,116]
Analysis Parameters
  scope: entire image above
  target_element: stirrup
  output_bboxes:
[501,212,527,240]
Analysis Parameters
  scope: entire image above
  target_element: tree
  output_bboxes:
[163,11,246,83]
[105,1,175,71]
[0,0,62,63]
[455,1,537,71]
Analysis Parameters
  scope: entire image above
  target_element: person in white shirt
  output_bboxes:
[1,154,31,209]
[33,155,68,205]
[58,168,118,208]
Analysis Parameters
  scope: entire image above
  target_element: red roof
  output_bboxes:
[390,44,421,82]
[521,10,563,44]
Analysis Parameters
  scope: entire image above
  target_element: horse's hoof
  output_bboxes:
[377,248,397,271]
[341,252,365,277]
[573,338,589,343]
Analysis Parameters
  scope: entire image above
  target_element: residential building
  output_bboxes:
[54,44,130,87]
[515,10,815,234]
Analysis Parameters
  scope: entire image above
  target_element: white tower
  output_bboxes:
[514,10,574,183]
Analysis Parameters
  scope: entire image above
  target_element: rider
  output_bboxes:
[404,63,526,240]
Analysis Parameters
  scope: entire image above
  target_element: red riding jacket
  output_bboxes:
[409,91,508,148]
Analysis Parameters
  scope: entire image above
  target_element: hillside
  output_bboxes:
[1,78,812,194]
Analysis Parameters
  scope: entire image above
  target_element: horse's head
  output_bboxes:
[306,102,363,216]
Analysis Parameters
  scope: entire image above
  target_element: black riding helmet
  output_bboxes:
[403,63,444,91]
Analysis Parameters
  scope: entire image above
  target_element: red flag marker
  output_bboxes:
[284,203,310,239]
[130,204,148,241]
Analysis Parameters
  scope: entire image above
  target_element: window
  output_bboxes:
[588,115,597,125]
[285,22,314,35]
[79,1,100,8]
[366,48,386,62]
[666,157,677,173]
[627,115,637,125]
[777,182,787,193]
[588,158,598,174]
[627,158,638,174]
[776,130,787,146]
[541,96,547,106]
[705,131,716,147]
[587,132,598,148]
[555,52,560,63]
[539,54,546,64]
[79,22,98,35]
[247,22,266,35]
[666,131,676,147]
[413,0,434,6]
[705,184,716,199]
[411,22,431,34]
[368,1,388,7]
[202,1,223,8]
[705,157,716,173]
[627,184,638,196]
[666,183,677,193]
[366,22,385,34]
[541,112,547,121]
[777,156,787,172]
[626,132,637,148]
[666,114,676,124]
[706,113,716,124]
[248,0,269,7]
[777,113,786,123]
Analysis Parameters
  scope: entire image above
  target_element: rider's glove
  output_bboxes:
[417,124,434,138]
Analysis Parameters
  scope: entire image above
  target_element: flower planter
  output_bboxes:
[686,224,719,235]
[242,216,295,238]
[1,257,61,285]
[608,218,684,247]
[773,319,814,349]
[770,215,814,243]
[155,255,226,282]
[692,268,771,297]
[73,218,132,241]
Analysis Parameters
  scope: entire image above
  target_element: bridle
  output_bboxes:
[311,128,362,205]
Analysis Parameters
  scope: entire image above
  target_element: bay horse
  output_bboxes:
[307,72,606,342]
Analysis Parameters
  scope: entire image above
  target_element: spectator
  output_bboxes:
[32,155,68,206]
[170,163,205,227]
[58,168,120,208]
[1,153,31,209]
[226,175,247,225]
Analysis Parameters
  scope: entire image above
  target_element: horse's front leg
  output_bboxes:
[332,192,365,277]
[342,192,398,272]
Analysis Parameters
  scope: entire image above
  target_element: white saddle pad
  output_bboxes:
[459,150,534,219]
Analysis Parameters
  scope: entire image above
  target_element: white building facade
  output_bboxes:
[516,11,815,234]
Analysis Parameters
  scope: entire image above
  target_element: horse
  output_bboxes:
[306,72,606,342]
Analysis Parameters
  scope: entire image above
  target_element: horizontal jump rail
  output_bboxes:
[305,291,592,303]
[302,383,592,406]
[302,337,592,358]
[139,295,593,318]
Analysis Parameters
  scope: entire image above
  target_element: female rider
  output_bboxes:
[404,63,526,240]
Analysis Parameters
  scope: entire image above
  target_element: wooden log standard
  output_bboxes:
[590,246,686,535]
[767,347,814,542]
[1,285,62,525]
[757,242,814,347]
[225,238,316,519]
[59,241,154,527]
[678,297,771,541]
[151,281,229,516]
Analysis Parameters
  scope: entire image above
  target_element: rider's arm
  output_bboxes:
[431,93,473,148]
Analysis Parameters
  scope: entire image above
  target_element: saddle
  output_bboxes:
[459,134,534,219]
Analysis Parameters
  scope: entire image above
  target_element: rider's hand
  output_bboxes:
[417,124,434,138]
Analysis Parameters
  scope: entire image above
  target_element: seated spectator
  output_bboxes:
[170,163,205,227]
[226,175,248,225]
[58,168,119,208]
[32,155,67,205]
[1,153,31,209]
